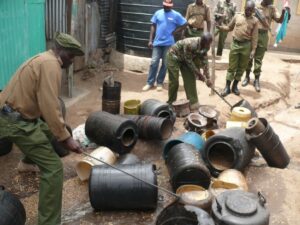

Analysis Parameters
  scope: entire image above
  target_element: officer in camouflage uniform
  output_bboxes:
[217,1,258,97]
[167,33,213,110]
[242,0,291,92]
[184,0,211,37]
[0,33,83,225]
[214,0,237,56]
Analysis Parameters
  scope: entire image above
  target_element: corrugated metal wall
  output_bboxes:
[45,0,67,40]
[0,0,46,90]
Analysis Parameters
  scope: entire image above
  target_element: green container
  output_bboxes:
[124,100,141,115]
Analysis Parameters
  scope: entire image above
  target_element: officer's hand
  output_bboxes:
[284,7,291,21]
[250,50,255,59]
[197,72,205,81]
[61,137,83,154]
[205,79,212,88]
[148,41,153,49]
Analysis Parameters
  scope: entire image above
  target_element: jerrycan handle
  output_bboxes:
[258,191,267,206]
[216,198,222,214]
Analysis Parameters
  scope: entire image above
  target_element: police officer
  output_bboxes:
[214,0,237,56]
[0,32,83,225]
[185,0,211,37]
[242,0,291,92]
[217,0,258,97]
[167,33,213,110]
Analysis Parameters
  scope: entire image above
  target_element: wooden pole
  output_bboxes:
[210,21,216,96]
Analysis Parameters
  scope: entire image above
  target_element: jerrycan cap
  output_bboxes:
[225,192,257,216]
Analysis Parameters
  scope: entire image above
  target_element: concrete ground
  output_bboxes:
[0,50,300,225]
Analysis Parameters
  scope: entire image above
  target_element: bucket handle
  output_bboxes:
[258,191,267,206]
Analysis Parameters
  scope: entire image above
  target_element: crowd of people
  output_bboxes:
[142,0,291,104]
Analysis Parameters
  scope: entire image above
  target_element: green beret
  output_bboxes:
[55,32,84,56]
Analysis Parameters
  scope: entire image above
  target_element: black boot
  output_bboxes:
[242,71,251,87]
[231,80,240,95]
[253,75,261,92]
[221,80,231,97]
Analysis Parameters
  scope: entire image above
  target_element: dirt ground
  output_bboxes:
[0,50,300,225]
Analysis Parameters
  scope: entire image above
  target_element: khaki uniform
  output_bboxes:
[185,3,211,37]
[214,0,237,56]
[167,37,210,105]
[246,4,281,76]
[0,50,68,225]
[220,13,258,81]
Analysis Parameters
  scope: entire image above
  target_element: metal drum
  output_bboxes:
[89,164,158,210]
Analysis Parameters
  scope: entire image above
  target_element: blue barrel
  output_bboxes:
[163,131,205,159]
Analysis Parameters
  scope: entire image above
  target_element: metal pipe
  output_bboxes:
[211,87,233,108]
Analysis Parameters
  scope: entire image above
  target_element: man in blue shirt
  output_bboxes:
[142,0,187,92]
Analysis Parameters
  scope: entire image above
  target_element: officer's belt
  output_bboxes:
[0,104,37,123]
[233,38,250,44]
[188,25,204,31]
[258,29,268,34]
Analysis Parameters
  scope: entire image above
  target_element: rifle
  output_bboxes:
[254,8,273,34]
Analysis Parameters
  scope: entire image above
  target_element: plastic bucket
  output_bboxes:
[76,147,117,181]
[124,99,141,115]
[176,185,213,211]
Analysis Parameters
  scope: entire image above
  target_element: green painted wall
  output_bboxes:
[0,0,46,90]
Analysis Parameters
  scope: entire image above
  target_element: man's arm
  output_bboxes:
[250,20,259,58]
[206,6,211,32]
[37,61,70,142]
[217,15,236,31]
[148,24,156,49]
[173,23,188,35]
[182,43,203,80]
[273,6,290,23]
[37,61,82,153]
[185,5,191,20]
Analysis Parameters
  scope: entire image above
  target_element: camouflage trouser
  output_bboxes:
[246,31,269,76]
[226,39,251,81]
[0,113,63,225]
[167,53,205,105]
[185,26,204,38]
[215,29,228,56]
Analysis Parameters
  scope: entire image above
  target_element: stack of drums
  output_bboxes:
[102,81,121,114]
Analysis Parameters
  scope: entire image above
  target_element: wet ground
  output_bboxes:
[0,51,300,224]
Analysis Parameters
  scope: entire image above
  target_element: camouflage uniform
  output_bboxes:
[185,3,211,37]
[167,37,210,105]
[244,3,282,91]
[214,0,237,56]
